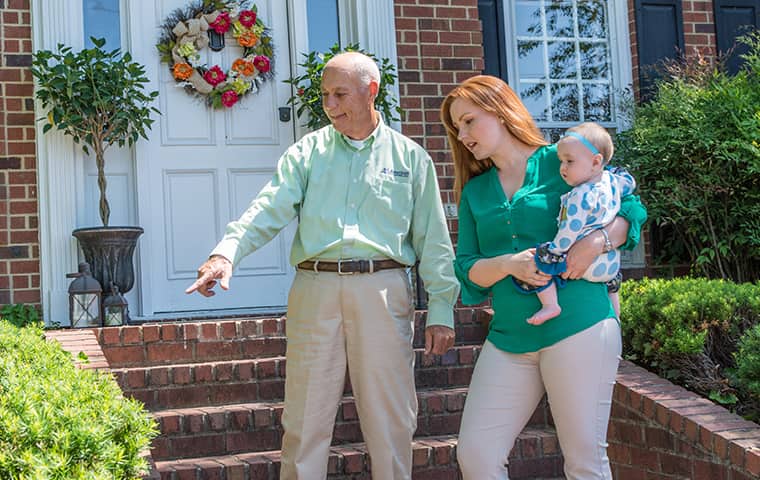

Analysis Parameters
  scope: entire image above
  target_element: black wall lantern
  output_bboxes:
[67,262,102,328]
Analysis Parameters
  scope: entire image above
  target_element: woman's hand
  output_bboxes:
[563,217,630,279]
[509,248,552,287]
[562,233,602,279]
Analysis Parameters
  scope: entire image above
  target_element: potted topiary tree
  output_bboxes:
[31,37,159,323]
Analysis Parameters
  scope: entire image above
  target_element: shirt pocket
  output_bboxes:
[365,178,413,233]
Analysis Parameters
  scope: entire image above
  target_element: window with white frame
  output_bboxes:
[499,0,631,138]
[83,0,121,49]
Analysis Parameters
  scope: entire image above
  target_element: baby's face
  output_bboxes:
[557,137,603,186]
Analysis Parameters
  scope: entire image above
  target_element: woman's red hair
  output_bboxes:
[440,75,547,201]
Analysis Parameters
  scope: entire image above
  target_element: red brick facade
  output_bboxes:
[684,0,717,59]
[0,0,39,306]
[394,0,484,244]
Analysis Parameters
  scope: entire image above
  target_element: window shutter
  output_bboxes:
[478,0,507,80]
[714,0,760,74]
[634,0,684,98]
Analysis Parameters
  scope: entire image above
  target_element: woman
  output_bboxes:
[440,75,646,479]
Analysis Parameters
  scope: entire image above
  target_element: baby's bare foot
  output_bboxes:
[527,305,562,325]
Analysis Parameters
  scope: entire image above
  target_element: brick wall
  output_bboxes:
[393,0,482,245]
[683,0,717,61]
[610,361,760,479]
[0,0,40,307]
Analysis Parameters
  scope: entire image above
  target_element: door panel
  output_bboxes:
[128,0,296,315]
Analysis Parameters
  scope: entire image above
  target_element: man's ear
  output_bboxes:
[368,80,379,98]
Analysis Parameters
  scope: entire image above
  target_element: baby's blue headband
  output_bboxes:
[563,131,600,156]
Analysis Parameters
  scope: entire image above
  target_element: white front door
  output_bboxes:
[127,0,296,315]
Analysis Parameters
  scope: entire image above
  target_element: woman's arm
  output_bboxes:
[562,190,647,279]
[469,249,551,288]
[562,216,629,279]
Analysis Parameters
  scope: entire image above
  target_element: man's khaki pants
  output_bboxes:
[279,268,417,479]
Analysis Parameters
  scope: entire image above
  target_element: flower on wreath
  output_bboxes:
[253,55,270,73]
[204,65,227,86]
[173,62,194,80]
[221,90,239,107]
[156,0,275,109]
[231,58,255,76]
[209,11,231,34]
[238,10,256,28]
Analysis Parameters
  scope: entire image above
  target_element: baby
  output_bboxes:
[517,122,636,325]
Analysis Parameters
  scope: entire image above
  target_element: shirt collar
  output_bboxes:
[336,115,385,151]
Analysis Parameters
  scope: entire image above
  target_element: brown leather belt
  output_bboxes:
[297,259,407,274]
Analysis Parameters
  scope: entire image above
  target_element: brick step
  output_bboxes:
[97,309,491,368]
[153,430,564,479]
[115,344,482,410]
[150,387,552,461]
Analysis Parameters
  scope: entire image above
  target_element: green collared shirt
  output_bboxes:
[212,118,460,328]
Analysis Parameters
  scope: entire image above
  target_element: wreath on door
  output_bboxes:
[156,0,274,109]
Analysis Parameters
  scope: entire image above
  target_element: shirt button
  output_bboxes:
[353,179,358,183]
[512,234,517,239]
[350,203,356,209]
[507,220,511,224]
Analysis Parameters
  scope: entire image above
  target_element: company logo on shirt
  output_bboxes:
[379,167,409,178]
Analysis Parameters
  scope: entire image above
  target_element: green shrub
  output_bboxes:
[0,304,40,329]
[734,324,760,400]
[616,32,760,282]
[620,277,760,416]
[0,320,157,479]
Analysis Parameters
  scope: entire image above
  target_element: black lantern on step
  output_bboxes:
[67,262,102,328]
[103,283,129,327]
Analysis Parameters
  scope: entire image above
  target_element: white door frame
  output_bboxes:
[33,0,399,325]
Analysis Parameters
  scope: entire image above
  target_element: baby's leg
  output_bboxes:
[528,281,562,325]
[606,271,623,318]
[608,292,620,318]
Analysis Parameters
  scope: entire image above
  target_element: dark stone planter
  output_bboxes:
[72,226,143,297]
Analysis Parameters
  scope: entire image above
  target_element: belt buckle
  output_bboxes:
[337,259,354,275]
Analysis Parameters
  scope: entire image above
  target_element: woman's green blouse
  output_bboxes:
[455,144,647,353]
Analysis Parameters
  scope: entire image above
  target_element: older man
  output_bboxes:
[186,52,459,479]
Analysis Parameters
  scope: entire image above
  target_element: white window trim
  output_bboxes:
[503,0,633,130]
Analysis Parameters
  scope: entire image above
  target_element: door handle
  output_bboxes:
[278,107,291,122]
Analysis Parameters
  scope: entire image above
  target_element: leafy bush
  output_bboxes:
[0,304,40,329]
[0,320,157,479]
[734,324,760,401]
[285,42,402,130]
[616,32,760,282]
[620,277,760,418]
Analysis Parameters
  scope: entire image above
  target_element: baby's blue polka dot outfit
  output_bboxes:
[543,166,636,282]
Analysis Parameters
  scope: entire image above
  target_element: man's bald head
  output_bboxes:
[324,52,380,92]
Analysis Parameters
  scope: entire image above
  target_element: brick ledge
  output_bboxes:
[610,360,760,479]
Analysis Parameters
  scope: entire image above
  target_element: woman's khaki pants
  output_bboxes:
[458,318,622,480]
[279,268,417,480]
